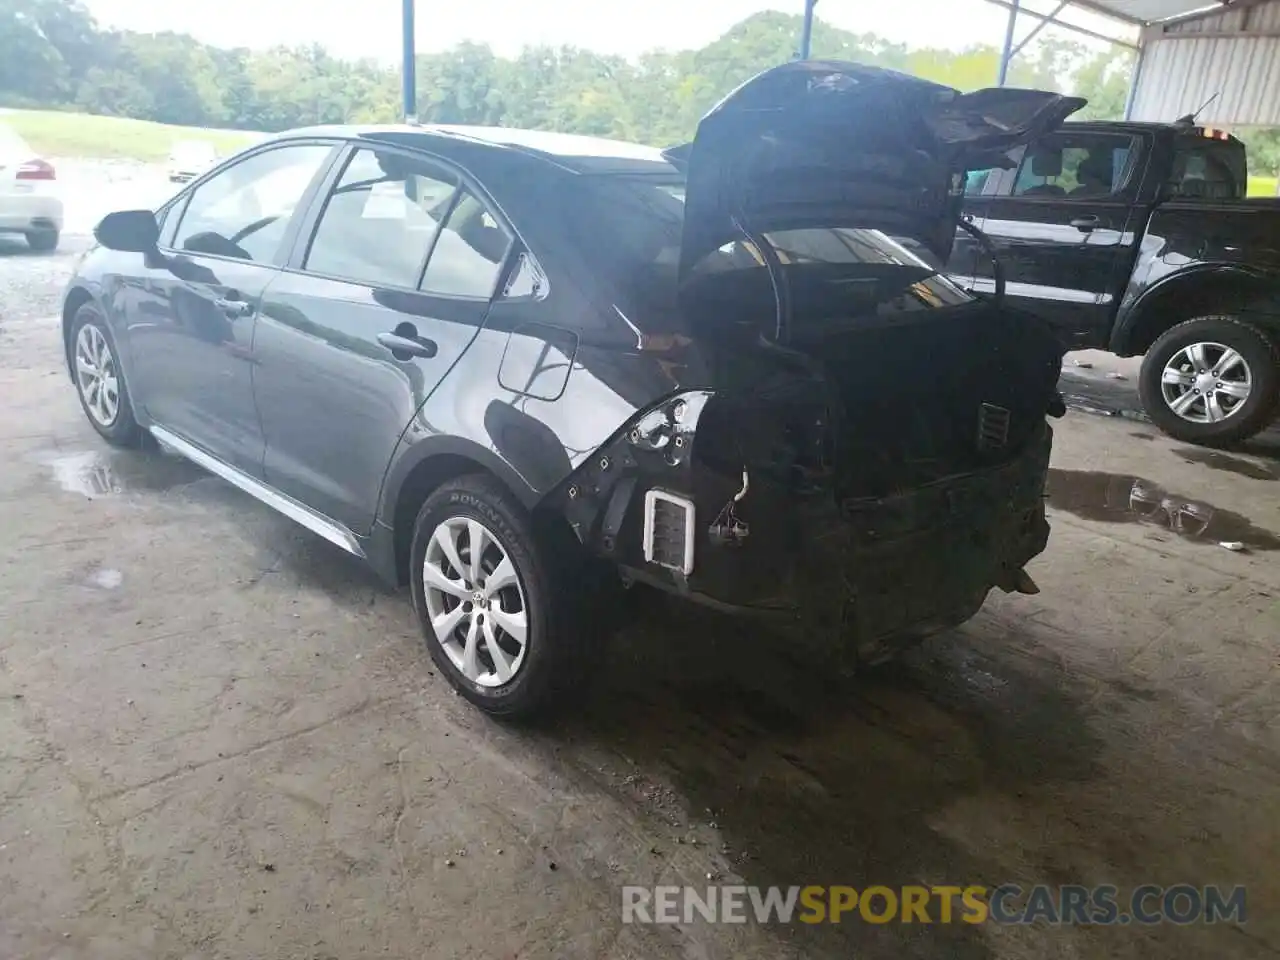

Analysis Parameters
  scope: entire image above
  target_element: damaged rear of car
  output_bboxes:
[550,62,1081,666]
[57,61,1083,723]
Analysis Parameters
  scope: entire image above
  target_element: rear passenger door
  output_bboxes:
[253,144,512,534]
[971,130,1143,346]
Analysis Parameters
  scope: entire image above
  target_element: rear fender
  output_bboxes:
[1112,266,1280,356]
[554,390,715,583]
[377,433,544,526]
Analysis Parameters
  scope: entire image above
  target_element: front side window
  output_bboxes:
[305,147,459,289]
[1012,134,1137,199]
[172,144,333,262]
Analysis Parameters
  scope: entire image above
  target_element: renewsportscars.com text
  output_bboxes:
[621,884,1246,926]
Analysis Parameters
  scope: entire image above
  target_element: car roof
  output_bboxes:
[1062,119,1241,140]
[267,123,676,176]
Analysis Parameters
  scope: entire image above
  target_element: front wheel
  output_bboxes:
[409,475,588,720]
[1138,316,1280,447]
[69,304,145,447]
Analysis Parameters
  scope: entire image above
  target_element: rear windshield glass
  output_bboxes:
[564,174,973,315]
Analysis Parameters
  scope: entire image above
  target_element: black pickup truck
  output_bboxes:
[948,119,1280,446]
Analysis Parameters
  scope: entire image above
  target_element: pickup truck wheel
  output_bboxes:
[409,475,589,720]
[1139,316,1280,447]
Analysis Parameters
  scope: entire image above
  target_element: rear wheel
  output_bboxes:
[1139,315,1280,446]
[69,304,144,447]
[26,227,58,253]
[409,475,589,720]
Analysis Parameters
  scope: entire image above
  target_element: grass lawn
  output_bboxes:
[0,108,260,162]
[1248,175,1278,197]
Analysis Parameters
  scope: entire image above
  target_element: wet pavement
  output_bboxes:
[1045,469,1280,551]
[1,243,1279,959]
[38,446,209,498]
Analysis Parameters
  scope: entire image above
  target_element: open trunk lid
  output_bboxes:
[667,60,1085,276]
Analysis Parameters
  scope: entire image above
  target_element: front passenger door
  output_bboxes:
[128,142,338,475]
[971,131,1142,346]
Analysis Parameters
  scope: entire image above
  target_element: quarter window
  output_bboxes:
[420,187,512,298]
[305,147,459,289]
[172,144,332,262]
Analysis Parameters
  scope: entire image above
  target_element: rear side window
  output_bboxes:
[172,144,332,262]
[1170,139,1246,200]
[305,147,458,289]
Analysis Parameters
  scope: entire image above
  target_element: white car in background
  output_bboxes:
[167,140,218,183]
[0,122,63,253]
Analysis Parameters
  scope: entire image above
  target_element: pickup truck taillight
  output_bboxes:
[16,159,56,181]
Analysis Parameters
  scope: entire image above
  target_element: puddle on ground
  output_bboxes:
[44,449,205,498]
[1061,392,1149,422]
[85,568,123,590]
[1045,469,1280,551]
[1173,448,1279,482]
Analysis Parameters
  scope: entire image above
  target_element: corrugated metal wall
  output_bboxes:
[1129,0,1280,125]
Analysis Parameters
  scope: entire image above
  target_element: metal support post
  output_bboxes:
[402,0,417,123]
[998,0,1020,86]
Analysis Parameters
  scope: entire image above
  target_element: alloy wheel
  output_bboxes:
[74,323,120,427]
[422,516,528,688]
[1159,340,1252,425]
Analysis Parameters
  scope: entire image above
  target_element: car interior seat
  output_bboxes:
[1020,147,1068,197]
[1071,152,1115,197]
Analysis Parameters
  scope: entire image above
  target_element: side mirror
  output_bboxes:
[94,210,159,253]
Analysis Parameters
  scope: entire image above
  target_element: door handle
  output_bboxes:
[213,297,254,318]
[378,330,438,359]
[1070,216,1100,232]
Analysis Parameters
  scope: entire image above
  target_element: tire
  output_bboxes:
[25,227,59,253]
[409,474,589,720]
[68,304,145,447]
[1138,315,1280,447]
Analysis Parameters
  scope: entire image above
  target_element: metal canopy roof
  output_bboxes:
[1071,0,1238,25]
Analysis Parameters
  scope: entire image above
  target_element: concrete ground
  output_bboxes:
[1,232,1279,960]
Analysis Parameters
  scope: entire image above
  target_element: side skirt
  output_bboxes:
[148,424,367,559]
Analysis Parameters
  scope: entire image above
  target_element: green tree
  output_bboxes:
[0,0,1150,146]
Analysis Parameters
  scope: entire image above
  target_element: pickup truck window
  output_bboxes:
[1169,138,1246,200]
[965,168,993,194]
[1011,133,1138,199]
